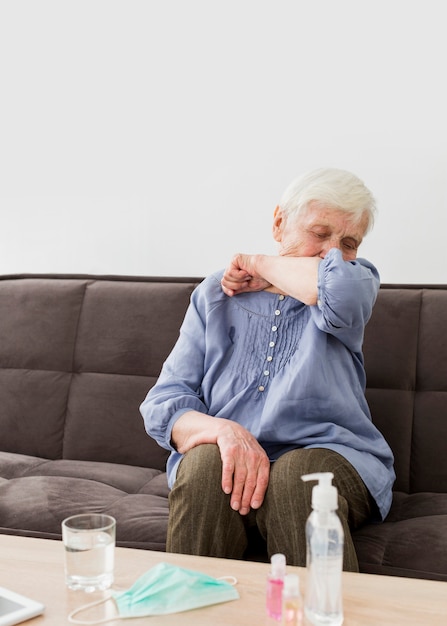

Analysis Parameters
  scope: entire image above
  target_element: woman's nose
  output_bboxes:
[319,239,341,258]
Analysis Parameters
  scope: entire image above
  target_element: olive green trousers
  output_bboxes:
[167,444,373,572]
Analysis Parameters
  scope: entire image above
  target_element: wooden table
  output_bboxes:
[0,535,446,625]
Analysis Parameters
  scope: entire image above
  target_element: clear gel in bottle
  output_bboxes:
[266,552,286,621]
[302,472,344,626]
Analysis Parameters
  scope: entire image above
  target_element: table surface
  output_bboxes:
[0,534,446,625]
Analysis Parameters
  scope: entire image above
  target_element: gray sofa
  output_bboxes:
[0,274,446,581]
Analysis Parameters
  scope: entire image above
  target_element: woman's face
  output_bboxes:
[273,201,369,262]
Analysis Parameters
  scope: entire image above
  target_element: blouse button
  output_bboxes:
[272,325,278,332]
[275,309,281,316]
[267,356,273,362]
[264,370,270,376]
[279,295,285,300]
[269,341,275,348]
[258,385,265,392]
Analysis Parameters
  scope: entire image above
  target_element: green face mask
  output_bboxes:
[68,562,239,624]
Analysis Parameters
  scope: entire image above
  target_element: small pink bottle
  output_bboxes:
[266,553,286,621]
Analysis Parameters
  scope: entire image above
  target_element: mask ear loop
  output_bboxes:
[217,575,238,585]
[68,593,121,625]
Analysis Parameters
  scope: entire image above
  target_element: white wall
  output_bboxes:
[1,1,446,283]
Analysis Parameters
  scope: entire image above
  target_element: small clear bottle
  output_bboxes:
[282,573,303,625]
[266,552,286,621]
[302,472,344,626]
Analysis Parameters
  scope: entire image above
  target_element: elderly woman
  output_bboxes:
[140,168,395,571]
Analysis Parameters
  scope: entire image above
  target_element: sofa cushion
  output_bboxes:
[0,278,86,371]
[0,370,71,459]
[0,276,199,470]
[0,452,169,551]
[73,280,194,377]
[63,372,169,469]
[362,289,421,494]
[353,491,447,581]
[363,287,447,497]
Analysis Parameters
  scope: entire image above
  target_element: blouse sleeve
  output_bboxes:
[310,248,380,353]
[139,277,212,451]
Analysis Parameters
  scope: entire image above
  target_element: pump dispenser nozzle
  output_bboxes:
[270,552,286,578]
[301,472,338,511]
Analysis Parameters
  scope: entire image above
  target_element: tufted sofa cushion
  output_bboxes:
[0,452,169,550]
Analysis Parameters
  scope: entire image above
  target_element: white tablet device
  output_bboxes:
[0,586,45,626]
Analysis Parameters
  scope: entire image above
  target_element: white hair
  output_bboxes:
[279,168,377,234]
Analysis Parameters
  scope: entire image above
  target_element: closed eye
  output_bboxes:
[342,239,358,251]
[312,231,329,240]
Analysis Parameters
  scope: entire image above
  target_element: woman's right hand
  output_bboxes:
[171,411,270,516]
[216,419,270,516]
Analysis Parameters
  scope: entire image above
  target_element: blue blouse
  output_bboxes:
[140,248,395,520]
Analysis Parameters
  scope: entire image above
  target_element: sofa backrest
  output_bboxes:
[0,275,201,471]
[1,276,446,494]
[363,285,447,494]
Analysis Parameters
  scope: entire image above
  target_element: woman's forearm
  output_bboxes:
[252,254,320,304]
[221,253,320,303]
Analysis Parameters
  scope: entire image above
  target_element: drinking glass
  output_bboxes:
[62,513,116,592]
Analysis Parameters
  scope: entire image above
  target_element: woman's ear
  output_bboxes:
[272,205,283,242]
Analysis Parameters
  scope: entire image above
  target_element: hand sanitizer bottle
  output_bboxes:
[266,552,286,621]
[301,472,344,626]
[282,573,303,625]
